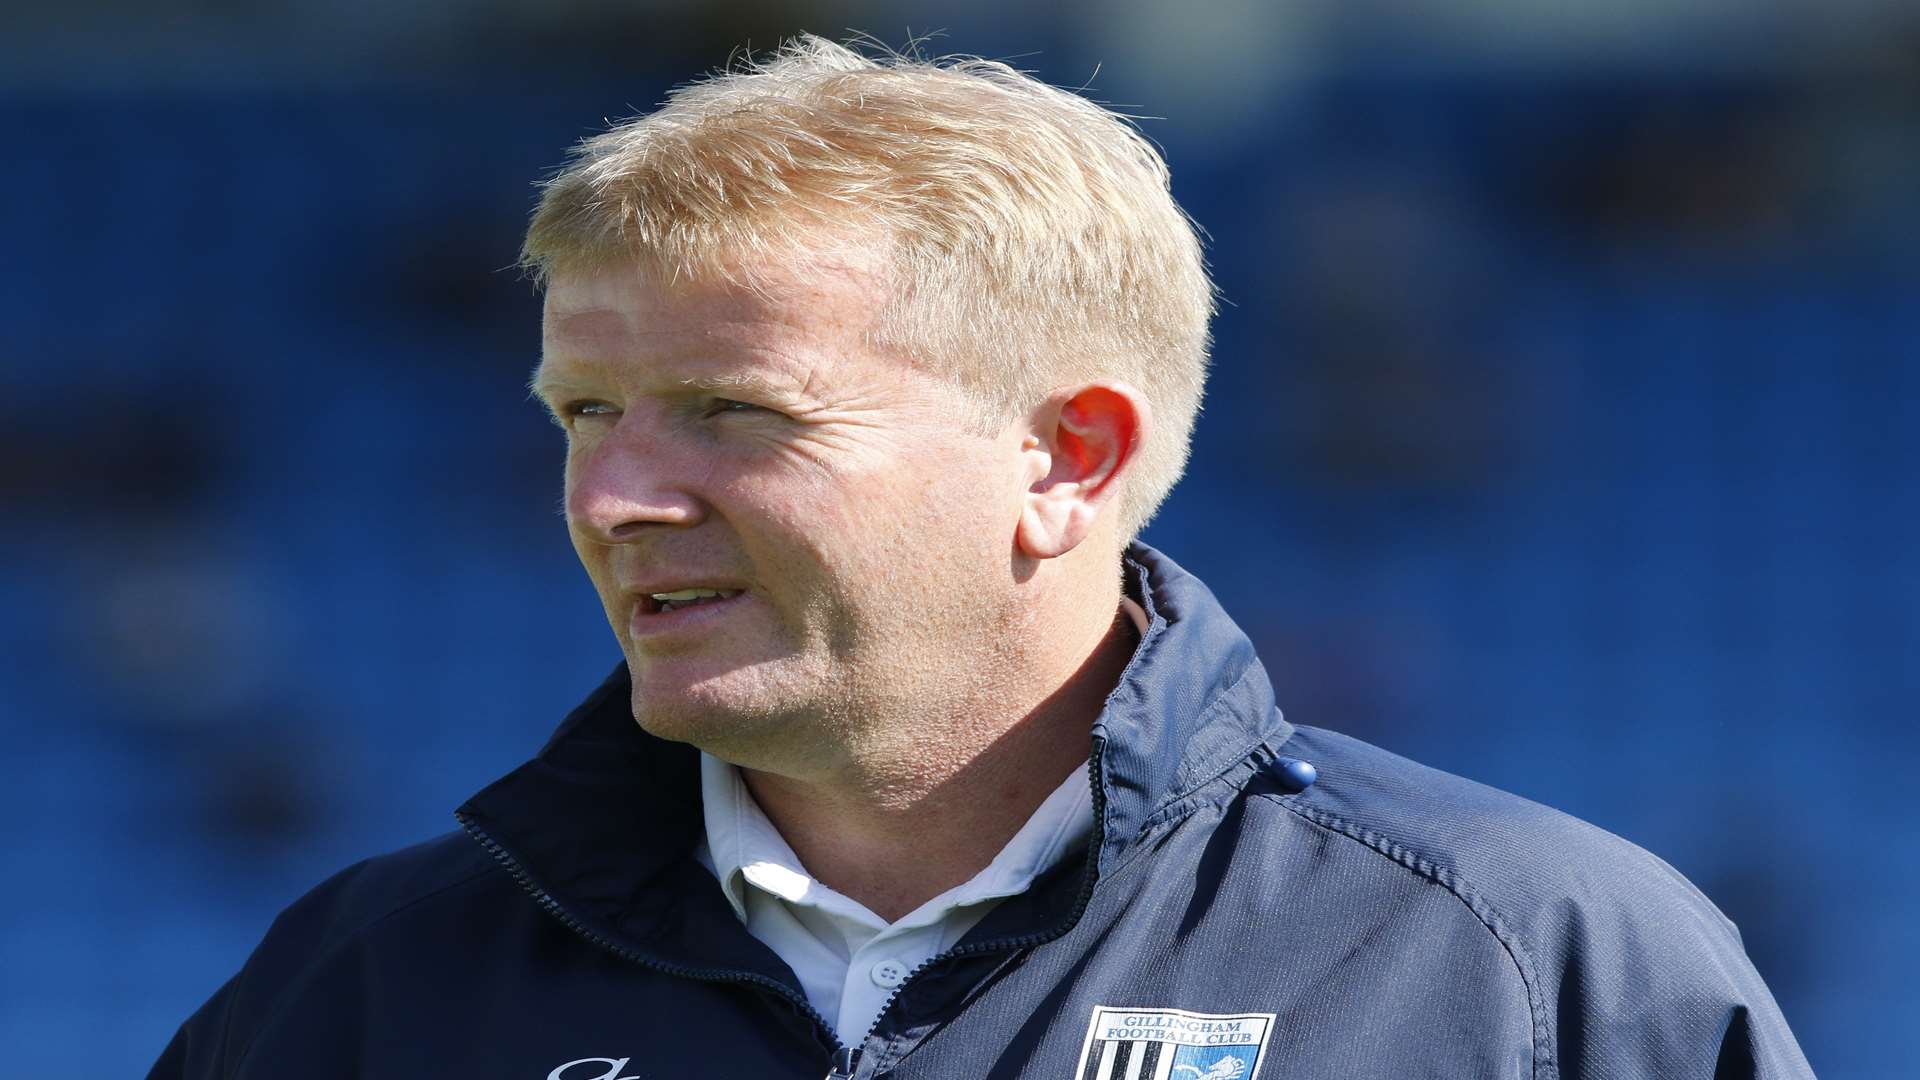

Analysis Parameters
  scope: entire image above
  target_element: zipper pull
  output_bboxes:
[825,1046,861,1079]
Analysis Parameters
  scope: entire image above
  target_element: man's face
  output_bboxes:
[537,261,1036,773]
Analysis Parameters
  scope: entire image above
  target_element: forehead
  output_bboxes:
[540,259,891,378]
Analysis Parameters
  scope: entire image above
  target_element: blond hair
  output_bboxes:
[521,35,1213,542]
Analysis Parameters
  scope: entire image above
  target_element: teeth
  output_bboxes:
[649,588,740,602]
[648,587,743,613]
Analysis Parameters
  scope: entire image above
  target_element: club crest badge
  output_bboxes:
[1072,1006,1275,1080]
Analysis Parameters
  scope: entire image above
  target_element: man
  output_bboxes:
[153,36,1813,1080]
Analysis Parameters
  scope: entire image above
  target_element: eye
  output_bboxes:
[552,400,620,428]
[703,398,769,418]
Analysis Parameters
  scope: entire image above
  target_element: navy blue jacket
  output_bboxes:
[151,545,1814,1079]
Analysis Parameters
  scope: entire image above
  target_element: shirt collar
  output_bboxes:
[699,744,1094,930]
[700,751,812,920]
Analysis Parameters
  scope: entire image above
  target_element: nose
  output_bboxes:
[565,425,709,544]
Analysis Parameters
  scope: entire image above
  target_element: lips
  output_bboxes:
[638,588,744,615]
[627,587,749,638]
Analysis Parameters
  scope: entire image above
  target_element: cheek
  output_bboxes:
[720,431,1019,577]
[911,445,1024,531]
[564,521,617,593]
[728,477,864,572]
[855,452,1019,570]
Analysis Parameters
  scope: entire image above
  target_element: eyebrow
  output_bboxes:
[683,369,803,399]
[526,364,566,407]
[526,361,804,406]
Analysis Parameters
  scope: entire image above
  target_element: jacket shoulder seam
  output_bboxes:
[1254,792,1557,1080]
[227,859,504,1075]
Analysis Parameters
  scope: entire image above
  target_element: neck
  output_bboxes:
[738,592,1137,922]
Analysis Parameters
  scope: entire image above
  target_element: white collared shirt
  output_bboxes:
[694,752,1092,1047]
[692,597,1144,1047]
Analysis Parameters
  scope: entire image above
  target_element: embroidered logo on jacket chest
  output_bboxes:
[1073,1007,1275,1080]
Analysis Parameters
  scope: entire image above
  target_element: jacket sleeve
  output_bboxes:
[144,868,368,1080]
[1540,854,1816,1079]
[143,836,495,1080]
[147,972,243,1080]
[1712,1001,1804,1079]
[144,857,375,1080]
[1281,726,1816,1078]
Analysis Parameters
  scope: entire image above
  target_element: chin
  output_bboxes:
[627,671,773,746]
[627,683,721,744]
[625,666,846,772]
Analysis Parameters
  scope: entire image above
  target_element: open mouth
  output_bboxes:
[638,588,745,616]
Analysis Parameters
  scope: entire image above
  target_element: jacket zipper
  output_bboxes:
[462,736,1110,1080]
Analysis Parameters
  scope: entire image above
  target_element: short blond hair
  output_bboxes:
[521,35,1213,542]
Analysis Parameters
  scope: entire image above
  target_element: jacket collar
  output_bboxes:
[456,542,1292,963]
[1092,543,1292,877]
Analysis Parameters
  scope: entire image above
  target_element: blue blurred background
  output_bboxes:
[2,3,1915,1075]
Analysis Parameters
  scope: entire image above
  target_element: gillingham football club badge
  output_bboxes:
[1072,1006,1276,1080]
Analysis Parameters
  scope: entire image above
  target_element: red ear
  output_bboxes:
[1056,387,1138,479]
[1016,383,1148,560]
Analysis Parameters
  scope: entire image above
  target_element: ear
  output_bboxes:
[1017,383,1149,560]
